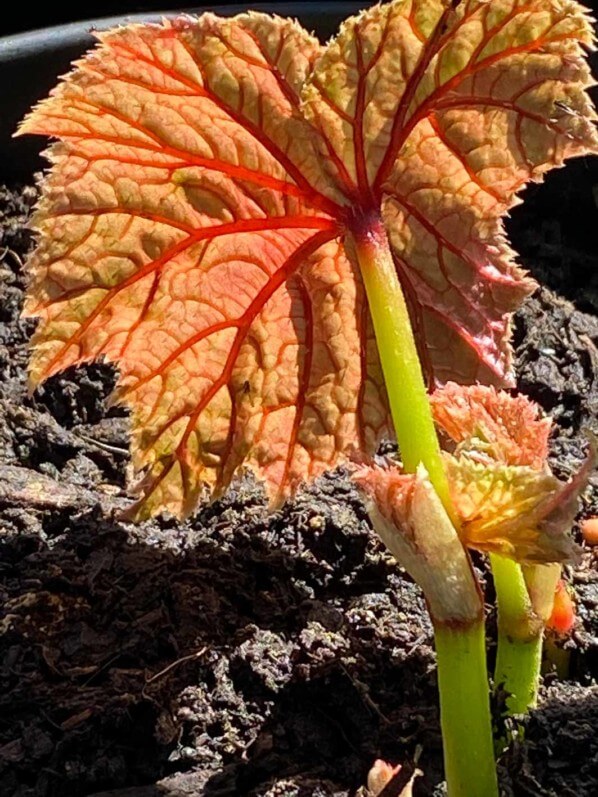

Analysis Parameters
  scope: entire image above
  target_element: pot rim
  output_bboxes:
[0,2,364,61]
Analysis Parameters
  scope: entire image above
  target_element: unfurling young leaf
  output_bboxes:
[356,384,592,570]
[20,1,598,519]
[364,758,421,797]
[429,381,552,468]
[433,383,593,563]
[353,461,483,625]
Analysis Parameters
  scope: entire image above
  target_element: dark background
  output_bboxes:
[2,4,183,34]
[1,1,326,35]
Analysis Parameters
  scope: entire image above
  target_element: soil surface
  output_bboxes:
[1,159,597,797]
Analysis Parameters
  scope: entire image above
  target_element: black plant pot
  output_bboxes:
[0,2,365,180]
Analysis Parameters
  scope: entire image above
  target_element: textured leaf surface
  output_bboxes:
[431,381,551,467]
[432,383,587,562]
[21,1,598,518]
[21,14,390,518]
[304,0,597,384]
[443,455,576,561]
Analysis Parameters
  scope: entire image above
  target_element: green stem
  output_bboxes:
[435,622,500,797]
[350,216,497,797]
[348,215,452,514]
[491,554,542,713]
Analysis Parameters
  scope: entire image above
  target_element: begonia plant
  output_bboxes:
[18,1,598,794]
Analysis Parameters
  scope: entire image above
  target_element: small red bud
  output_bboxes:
[581,517,598,546]
[546,580,575,635]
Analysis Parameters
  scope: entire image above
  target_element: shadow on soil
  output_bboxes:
[0,483,442,796]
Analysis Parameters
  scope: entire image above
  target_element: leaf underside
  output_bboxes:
[21,1,598,518]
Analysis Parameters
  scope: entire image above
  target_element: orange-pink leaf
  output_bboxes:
[20,2,598,518]
[366,760,402,796]
[20,13,391,518]
[442,455,577,562]
[366,759,421,797]
[431,382,552,468]
[304,0,598,384]
[430,383,592,562]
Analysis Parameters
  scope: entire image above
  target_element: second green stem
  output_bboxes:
[491,554,544,714]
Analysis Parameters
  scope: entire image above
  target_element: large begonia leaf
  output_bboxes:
[20,1,598,518]
[20,14,391,518]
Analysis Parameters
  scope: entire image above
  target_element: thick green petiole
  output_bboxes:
[347,214,452,514]
[435,622,500,797]
[350,215,498,797]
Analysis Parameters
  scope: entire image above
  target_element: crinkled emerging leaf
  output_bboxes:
[443,455,577,561]
[353,462,482,624]
[20,1,598,518]
[431,381,552,467]
[432,383,591,562]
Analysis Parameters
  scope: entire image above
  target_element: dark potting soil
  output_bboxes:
[0,163,597,797]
